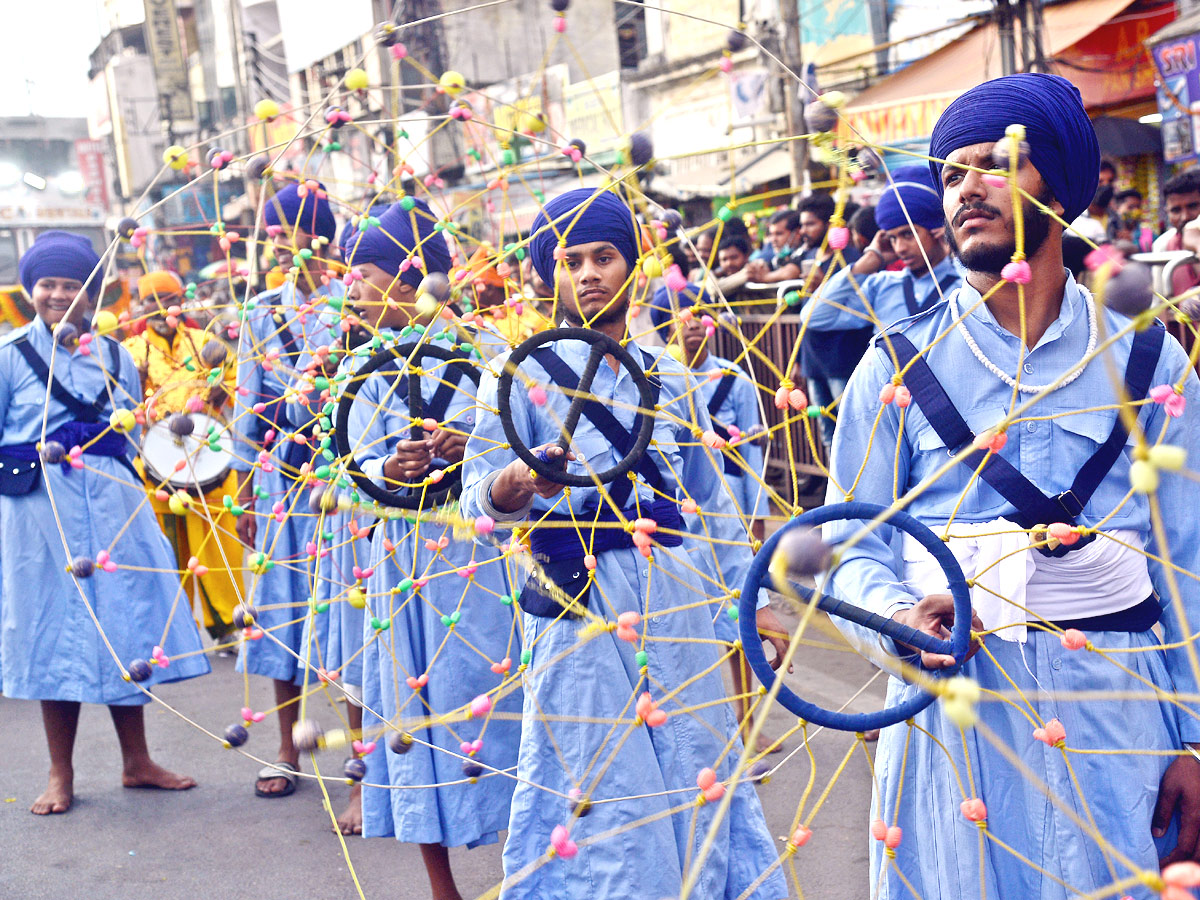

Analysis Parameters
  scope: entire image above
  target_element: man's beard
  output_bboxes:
[562,294,629,328]
[946,188,1054,275]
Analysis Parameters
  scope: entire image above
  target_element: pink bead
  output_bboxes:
[645,708,667,727]
[788,388,809,410]
[870,818,887,840]
[553,15,567,32]
[1047,522,1079,545]
[528,385,548,406]
[701,430,726,450]
[790,825,812,848]
[960,798,987,821]
[617,611,641,627]
[1001,260,1032,284]
[664,265,688,292]
[681,499,698,514]
[884,826,902,849]
[879,383,896,405]
[550,824,578,858]
[96,550,110,565]
[1164,861,1200,887]
[982,173,1008,188]
[632,518,657,534]
[241,706,254,722]
[390,43,407,59]
[703,783,726,802]
[696,767,717,790]
[1059,628,1086,650]
[253,402,267,413]
[475,515,495,535]
[1033,717,1066,746]
[469,694,493,717]
[827,226,849,250]
[894,386,912,408]
[719,56,733,73]
[774,386,790,410]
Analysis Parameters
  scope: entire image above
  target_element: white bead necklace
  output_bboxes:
[948,285,1098,395]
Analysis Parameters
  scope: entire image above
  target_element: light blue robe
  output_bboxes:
[460,337,786,900]
[350,330,523,847]
[231,279,346,682]
[0,318,210,704]
[825,274,1200,898]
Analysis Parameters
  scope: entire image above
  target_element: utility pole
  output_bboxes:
[996,0,1016,76]
[779,0,808,195]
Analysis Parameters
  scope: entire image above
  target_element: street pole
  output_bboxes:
[779,0,808,196]
[996,0,1016,76]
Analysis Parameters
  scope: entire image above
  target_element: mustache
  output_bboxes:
[952,202,1003,227]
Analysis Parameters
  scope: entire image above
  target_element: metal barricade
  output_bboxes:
[1131,250,1200,372]
[711,280,828,510]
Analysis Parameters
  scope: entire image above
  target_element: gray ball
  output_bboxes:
[168,413,195,437]
[292,719,323,752]
[232,603,257,629]
[804,100,838,134]
[1104,261,1154,316]
[418,272,451,303]
[388,731,414,754]
[41,441,66,464]
[775,526,833,578]
[200,340,228,368]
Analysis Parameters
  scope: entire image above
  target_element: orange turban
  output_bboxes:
[137,270,184,300]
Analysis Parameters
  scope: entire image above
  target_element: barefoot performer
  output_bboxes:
[0,231,210,814]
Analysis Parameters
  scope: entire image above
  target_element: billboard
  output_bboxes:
[142,0,193,125]
[1153,34,1200,165]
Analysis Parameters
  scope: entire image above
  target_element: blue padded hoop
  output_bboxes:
[738,501,973,732]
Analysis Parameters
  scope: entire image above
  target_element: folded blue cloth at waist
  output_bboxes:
[528,497,684,560]
[1,421,128,462]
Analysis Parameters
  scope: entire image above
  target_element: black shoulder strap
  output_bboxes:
[706,371,737,418]
[890,326,1166,529]
[902,272,958,317]
[13,335,116,424]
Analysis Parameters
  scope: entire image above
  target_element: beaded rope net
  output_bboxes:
[22,2,1200,898]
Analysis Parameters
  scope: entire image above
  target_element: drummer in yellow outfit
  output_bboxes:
[124,270,243,644]
[456,243,551,344]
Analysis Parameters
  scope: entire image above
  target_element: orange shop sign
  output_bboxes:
[838,94,957,147]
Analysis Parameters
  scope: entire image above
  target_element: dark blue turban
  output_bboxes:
[528,188,640,288]
[264,181,337,242]
[339,204,391,258]
[344,198,451,289]
[928,73,1099,223]
[648,282,709,340]
[19,230,102,301]
[875,164,944,232]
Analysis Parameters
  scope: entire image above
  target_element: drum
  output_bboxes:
[141,412,234,495]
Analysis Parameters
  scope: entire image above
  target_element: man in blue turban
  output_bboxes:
[18,231,104,322]
[822,73,1200,896]
[460,188,790,900]
[230,177,347,800]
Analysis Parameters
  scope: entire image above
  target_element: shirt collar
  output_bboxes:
[959,267,1082,350]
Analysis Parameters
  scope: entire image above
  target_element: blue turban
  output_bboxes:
[19,230,102,301]
[648,282,709,340]
[264,181,337,242]
[875,164,944,232]
[928,73,1099,223]
[339,203,390,258]
[344,199,451,289]
[528,188,640,287]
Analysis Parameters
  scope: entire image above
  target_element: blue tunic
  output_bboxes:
[232,280,346,682]
[825,274,1200,898]
[349,330,523,848]
[0,319,210,704]
[460,337,786,900]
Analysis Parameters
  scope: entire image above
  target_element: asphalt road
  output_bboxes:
[0,603,883,900]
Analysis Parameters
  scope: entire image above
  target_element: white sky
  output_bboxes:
[1,2,103,118]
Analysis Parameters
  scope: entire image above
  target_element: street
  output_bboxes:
[0,604,882,900]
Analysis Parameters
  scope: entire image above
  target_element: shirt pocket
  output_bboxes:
[1049,406,1119,456]
[907,405,1010,515]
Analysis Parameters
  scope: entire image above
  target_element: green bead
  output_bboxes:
[398,578,414,592]
[635,650,648,668]
[208,441,221,452]
[514,247,526,261]
[726,606,739,621]
[350,490,360,503]
[370,616,383,629]
[399,196,416,211]
[520,648,532,666]
[322,530,334,541]
[329,141,341,151]
[315,464,331,479]
[255,485,268,499]
[314,376,329,391]
[325,297,343,311]
[320,430,332,443]
[441,613,453,627]
[223,496,233,509]
[322,449,334,462]
[533,190,544,203]
[396,128,409,139]
[317,601,330,613]
[322,402,335,416]
[501,148,516,166]
[500,594,513,605]
[783,290,802,307]
[806,405,823,418]
[717,206,734,222]
[335,476,349,488]
[230,505,244,516]
[467,148,481,160]
[299,248,313,260]
[399,325,413,337]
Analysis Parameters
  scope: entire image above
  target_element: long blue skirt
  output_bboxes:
[1,457,210,704]
[499,542,787,900]
[360,512,523,848]
[870,628,1185,899]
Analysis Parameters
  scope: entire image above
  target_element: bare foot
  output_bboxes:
[334,783,363,835]
[755,733,784,755]
[122,759,197,791]
[31,772,73,815]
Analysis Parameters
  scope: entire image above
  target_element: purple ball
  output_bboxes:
[388,731,414,755]
[168,413,195,437]
[343,757,368,781]
[127,659,153,682]
[550,0,570,10]
[232,603,257,629]
[725,28,750,53]
[629,132,654,168]
[568,138,587,158]
[1104,261,1154,316]
[245,155,271,181]
[117,217,139,240]
[224,724,249,747]
[70,555,95,578]
[804,100,838,134]
[461,758,484,778]
[54,322,79,347]
[40,441,66,464]
[200,340,228,368]
[776,526,833,578]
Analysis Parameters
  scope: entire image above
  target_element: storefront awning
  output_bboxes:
[840,0,1167,148]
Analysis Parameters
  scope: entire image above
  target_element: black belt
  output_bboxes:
[1041,594,1160,633]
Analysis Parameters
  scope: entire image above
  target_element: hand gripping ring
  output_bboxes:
[334,341,480,509]
[738,501,973,732]
[497,327,656,487]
